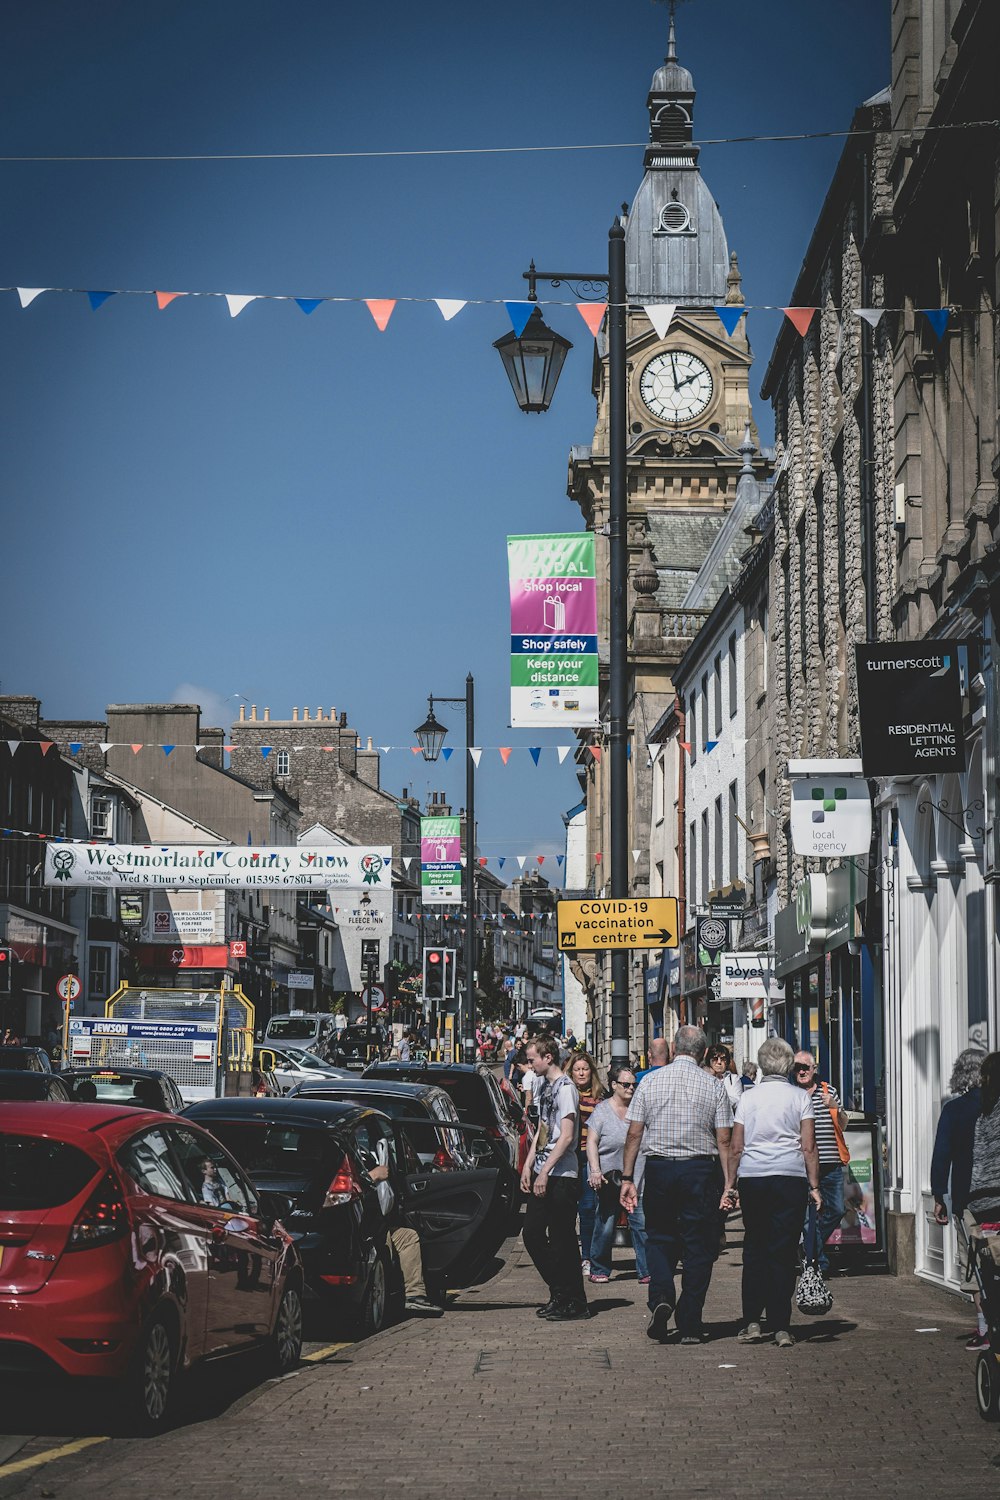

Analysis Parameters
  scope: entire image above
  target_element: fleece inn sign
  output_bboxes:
[855,642,967,777]
[45,844,391,891]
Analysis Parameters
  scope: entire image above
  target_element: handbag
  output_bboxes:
[821,1082,851,1164]
[795,1260,833,1315]
[597,1168,624,1217]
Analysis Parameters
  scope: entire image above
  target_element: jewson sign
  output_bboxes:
[45,844,391,891]
[508,532,599,729]
[788,759,872,858]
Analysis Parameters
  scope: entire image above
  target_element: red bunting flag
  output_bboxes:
[155,292,184,310]
[366,299,396,331]
[498,747,512,765]
[782,307,817,337]
[411,745,422,755]
[589,746,602,762]
[39,741,54,755]
[537,855,545,865]
[131,744,143,754]
[223,744,235,752]
[595,852,602,862]
[478,857,488,866]
[576,303,607,337]
[679,741,692,753]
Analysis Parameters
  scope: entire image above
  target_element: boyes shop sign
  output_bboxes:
[855,641,967,777]
[45,844,392,891]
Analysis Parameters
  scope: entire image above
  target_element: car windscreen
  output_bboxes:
[197,1120,338,1183]
[0,1074,49,1099]
[282,1050,330,1070]
[69,1075,150,1103]
[0,1050,34,1071]
[0,1134,99,1209]
[267,1019,318,1041]
[404,1073,494,1125]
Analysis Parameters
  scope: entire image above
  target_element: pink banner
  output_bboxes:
[509,576,597,633]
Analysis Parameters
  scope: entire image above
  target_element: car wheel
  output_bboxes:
[356,1251,387,1337]
[269,1282,304,1374]
[977,1351,1000,1421]
[123,1314,176,1434]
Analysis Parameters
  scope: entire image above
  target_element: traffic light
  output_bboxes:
[423,948,445,1002]
[0,946,11,993]
[442,949,456,1000]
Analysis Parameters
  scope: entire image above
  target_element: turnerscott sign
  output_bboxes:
[855,642,966,776]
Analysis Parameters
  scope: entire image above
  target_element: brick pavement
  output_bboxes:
[1,1222,998,1500]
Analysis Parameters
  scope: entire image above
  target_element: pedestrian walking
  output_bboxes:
[792,1050,850,1274]
[586,1061,649,1284]
[521,1032,589,1322]
[740,1054,758,1089]
[621,1024,734,1345]
[732,1036,822,1349]
[565,1050,604,1273]
[706,1045,744,1114]
[931,1047,986,1349]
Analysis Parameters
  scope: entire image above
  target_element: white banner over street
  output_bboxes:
[45,843,392,892]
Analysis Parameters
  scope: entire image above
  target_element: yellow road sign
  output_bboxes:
[557,897,680,952]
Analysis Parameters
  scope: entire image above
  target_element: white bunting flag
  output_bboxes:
[468,747,482,767]
[557,746,572,764]
[516,856,527,870]
[460,856,467,868]
[632,849,643,863]
[644,303,677,340]
[402,856,413,873]
[99,742,113,754]
[378,746,391,755]
[854,308,884,330]
[434,299,467,321]
[17,288,48,309]
[194,745,204,753]
[6,740,19,755]
[225,294,257,319]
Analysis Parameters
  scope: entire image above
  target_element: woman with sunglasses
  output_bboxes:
[584,1061,650,1284]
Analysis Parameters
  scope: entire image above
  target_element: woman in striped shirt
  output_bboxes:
[566,1051,606,1273]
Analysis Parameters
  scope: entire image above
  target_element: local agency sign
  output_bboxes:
[855,642,966,776]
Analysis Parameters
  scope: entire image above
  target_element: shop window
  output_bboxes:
[713,655,722,737]
[728,782,739,884]
[275,751,290,776]
[89,889,112,920]
[714,795,723,890]
[90,795,112,839]
[88,945,111,1001]
[728,633,738,717]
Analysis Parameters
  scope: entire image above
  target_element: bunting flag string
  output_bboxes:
[7,738,587,762]
[3,286,966,341]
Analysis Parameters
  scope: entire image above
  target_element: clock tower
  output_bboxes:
[567,11,770,1004]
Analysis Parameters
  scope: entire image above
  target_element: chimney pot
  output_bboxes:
[239,705,245,722]
[317,706,323,722]
[264,708,270,722]
[331,707,336,721]
[303,708,310,721]
[251,705,257,721]
[292,707,298,722]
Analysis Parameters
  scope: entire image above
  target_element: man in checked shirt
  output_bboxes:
[620,1025,735,1344]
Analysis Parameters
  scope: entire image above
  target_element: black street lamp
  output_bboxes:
[414,676,477,1062]
[493,307,573,414]
[495,225,632,1064]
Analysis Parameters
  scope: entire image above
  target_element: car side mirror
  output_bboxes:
[257,1189,294,1224]
[470,1137,494,1161]
[257,1050,277,1073]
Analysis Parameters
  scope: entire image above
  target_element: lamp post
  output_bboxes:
[495,221,631,1061]
[414,675,477,1062]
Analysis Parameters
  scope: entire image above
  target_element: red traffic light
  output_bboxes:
[0,951,7,962]
[428,951,441,964]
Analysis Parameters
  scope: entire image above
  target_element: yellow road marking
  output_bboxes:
[301,1341,353,1362]
[0,1435,109,1477]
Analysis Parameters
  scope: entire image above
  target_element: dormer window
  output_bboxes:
[659,201,691,233]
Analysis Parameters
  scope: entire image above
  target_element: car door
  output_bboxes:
[166,1124,281,1352]
[395,1125,511,1282]
[116,1125,213,1363]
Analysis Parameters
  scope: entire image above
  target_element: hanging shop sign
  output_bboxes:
[855,642,966,776]
[136,945,230,969]
[719,952,785,1003]
[788,759,872,858]
[420,816,462,906]
[709,884,747,920]
[696,914,731,968]
[507,532,599,728]
[44,844,391,891]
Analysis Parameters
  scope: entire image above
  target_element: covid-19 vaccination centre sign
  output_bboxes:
[45,843,391,891]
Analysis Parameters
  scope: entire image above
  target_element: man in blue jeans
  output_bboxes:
[620,1025,734,1344]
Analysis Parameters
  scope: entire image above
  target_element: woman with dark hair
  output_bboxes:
[585,1060,650,1284]
[932,1047,985,1348]
[565,1051,605,1274]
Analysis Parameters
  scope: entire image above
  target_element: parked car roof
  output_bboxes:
[297,1077,447,1099]
[183,1095,378,1128]
[0,1101,175,1136]
[0,1070,72,1100]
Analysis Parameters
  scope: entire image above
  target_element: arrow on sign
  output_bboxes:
[653,929,674,946]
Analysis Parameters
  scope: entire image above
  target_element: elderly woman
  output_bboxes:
[730,1036,821,1349]
[931,1047,986,1349]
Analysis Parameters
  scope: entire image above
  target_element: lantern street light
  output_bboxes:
[414,676,477,1061]
[494,223,632,1062]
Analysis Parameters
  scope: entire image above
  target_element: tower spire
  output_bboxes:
[666,1,678,62]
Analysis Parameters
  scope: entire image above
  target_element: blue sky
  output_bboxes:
[1,0,888,861]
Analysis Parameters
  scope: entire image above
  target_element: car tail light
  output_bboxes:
[323,1155,363,1208]
[432,1146,457,1171]
[66,1174,129,1251]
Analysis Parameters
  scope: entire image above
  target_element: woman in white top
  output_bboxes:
[729,1036,822,1349]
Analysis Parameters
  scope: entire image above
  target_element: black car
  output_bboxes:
[289,1078,474,1169]
[333,1024,389,1071]
[365,1061,526,1172]
[59,1066,184,1112]
[0,1069,72,1101]
[183,1096,512,1334]
[0,1046,52,1074]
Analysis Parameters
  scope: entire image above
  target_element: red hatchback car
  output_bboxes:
[0,1103,303,1431]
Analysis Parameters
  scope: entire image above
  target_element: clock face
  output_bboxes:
[639,350,714,423]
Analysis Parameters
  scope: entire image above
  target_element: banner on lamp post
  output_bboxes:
[855,642,967,776]
[508,532,599,728]
[788,759,872,858]
[421,816,462,906]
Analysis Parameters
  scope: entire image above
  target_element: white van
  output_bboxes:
[264,1010,338,1060]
